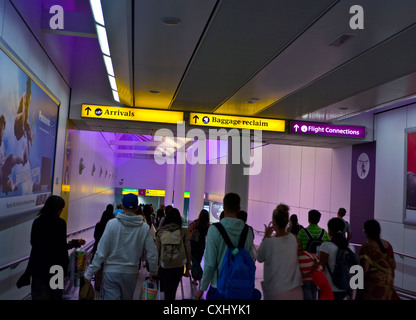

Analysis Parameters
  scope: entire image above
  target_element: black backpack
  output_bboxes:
[327,247,358,291]
[304,228,325,254]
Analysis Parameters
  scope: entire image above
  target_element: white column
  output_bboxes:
[173,159,186,215]
[187,140,206,223]
[224,132,250,211]
[164,163,175,206]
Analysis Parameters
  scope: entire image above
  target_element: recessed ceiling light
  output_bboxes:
[149,90,160,94]
[328,34,355,47]
[247,97,260,104]
[161,17,181,26]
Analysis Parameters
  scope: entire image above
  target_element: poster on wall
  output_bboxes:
[0,48,59,218]
[405,130,416,224]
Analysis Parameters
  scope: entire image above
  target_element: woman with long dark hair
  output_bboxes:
[18,195,84,300]
[91,204,115,291]
[287,214,304,235]
[319,217,356,300]
[188,209,210,286]
[155,208,191,300]
[357,219,399,300]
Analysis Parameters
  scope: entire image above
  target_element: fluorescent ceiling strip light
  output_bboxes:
[112,90,120,102]
[96,24,111,56]
[108,75,117,91]
[90,0,105,26]
[103,54,115,76]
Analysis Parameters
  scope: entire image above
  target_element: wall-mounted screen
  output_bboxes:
[405,129,416,224]
[0,48,59,218]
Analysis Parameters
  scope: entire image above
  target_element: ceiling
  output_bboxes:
[10,0,416,153]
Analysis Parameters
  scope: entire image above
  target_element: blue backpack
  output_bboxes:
[327,246,358,291]
[214,223,257,300]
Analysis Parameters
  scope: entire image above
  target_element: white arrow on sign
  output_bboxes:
[294,124,299,132]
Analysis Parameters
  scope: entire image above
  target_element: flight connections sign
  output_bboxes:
[290,121,365,138]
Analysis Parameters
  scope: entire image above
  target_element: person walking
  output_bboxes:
[357,219,399,300]
[84,193,158,300]
[297,209,329,299]
[155,208,191,300]
[91,204,115,291]
[319,217,356,300]
[257,204,304,300]
[194,193,259,300]
[17,195,85,300]
[188,209,210,286]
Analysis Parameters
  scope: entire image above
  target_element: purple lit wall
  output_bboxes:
[349,141,376,245]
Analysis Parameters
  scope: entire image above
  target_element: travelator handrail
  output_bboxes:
[0,225,95,272]
[252,228,416,260]
[349,242,416,260]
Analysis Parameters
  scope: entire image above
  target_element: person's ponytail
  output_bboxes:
[328,218,348,250]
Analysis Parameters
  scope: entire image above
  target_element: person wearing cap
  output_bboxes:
[84,193,158,300]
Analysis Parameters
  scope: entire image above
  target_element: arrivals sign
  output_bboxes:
[290,121,365,138]
[189,113,285,132]
[81,104,184,124]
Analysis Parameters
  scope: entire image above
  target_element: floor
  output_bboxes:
[70,258,264,301]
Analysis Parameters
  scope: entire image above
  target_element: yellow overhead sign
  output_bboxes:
[122,188,139,195]
[145,189,166,197]
[81,104,184,124]
[189,113,285,132]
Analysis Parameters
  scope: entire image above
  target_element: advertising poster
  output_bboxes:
[0,49,59,218]
[405,131,416,224]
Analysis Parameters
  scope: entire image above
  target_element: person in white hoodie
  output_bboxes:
[84,193,158,300]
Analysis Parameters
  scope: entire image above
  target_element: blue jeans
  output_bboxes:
[302,282,318,300]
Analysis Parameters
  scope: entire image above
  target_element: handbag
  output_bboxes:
[79,281,95,300]
[140,279,160,300]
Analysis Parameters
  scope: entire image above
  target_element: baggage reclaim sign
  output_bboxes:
[189,113,285,132]
[290,121,365,138]
[81,104,184,124]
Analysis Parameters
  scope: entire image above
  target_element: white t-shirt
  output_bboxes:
[257,233,303,297]
[319,241,356,292]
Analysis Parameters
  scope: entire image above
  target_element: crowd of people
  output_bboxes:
[18,193,400,301]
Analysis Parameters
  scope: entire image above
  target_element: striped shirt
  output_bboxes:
[297,250,323,282]
[297,224,330,251]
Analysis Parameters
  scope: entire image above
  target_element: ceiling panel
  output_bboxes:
[19,0,415,150]
[257,24,416,119]
[132,0,217,109]
[102,0,133,106]
[215,0,416,117]
[303,71,416,122]
[170,0,338,112]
